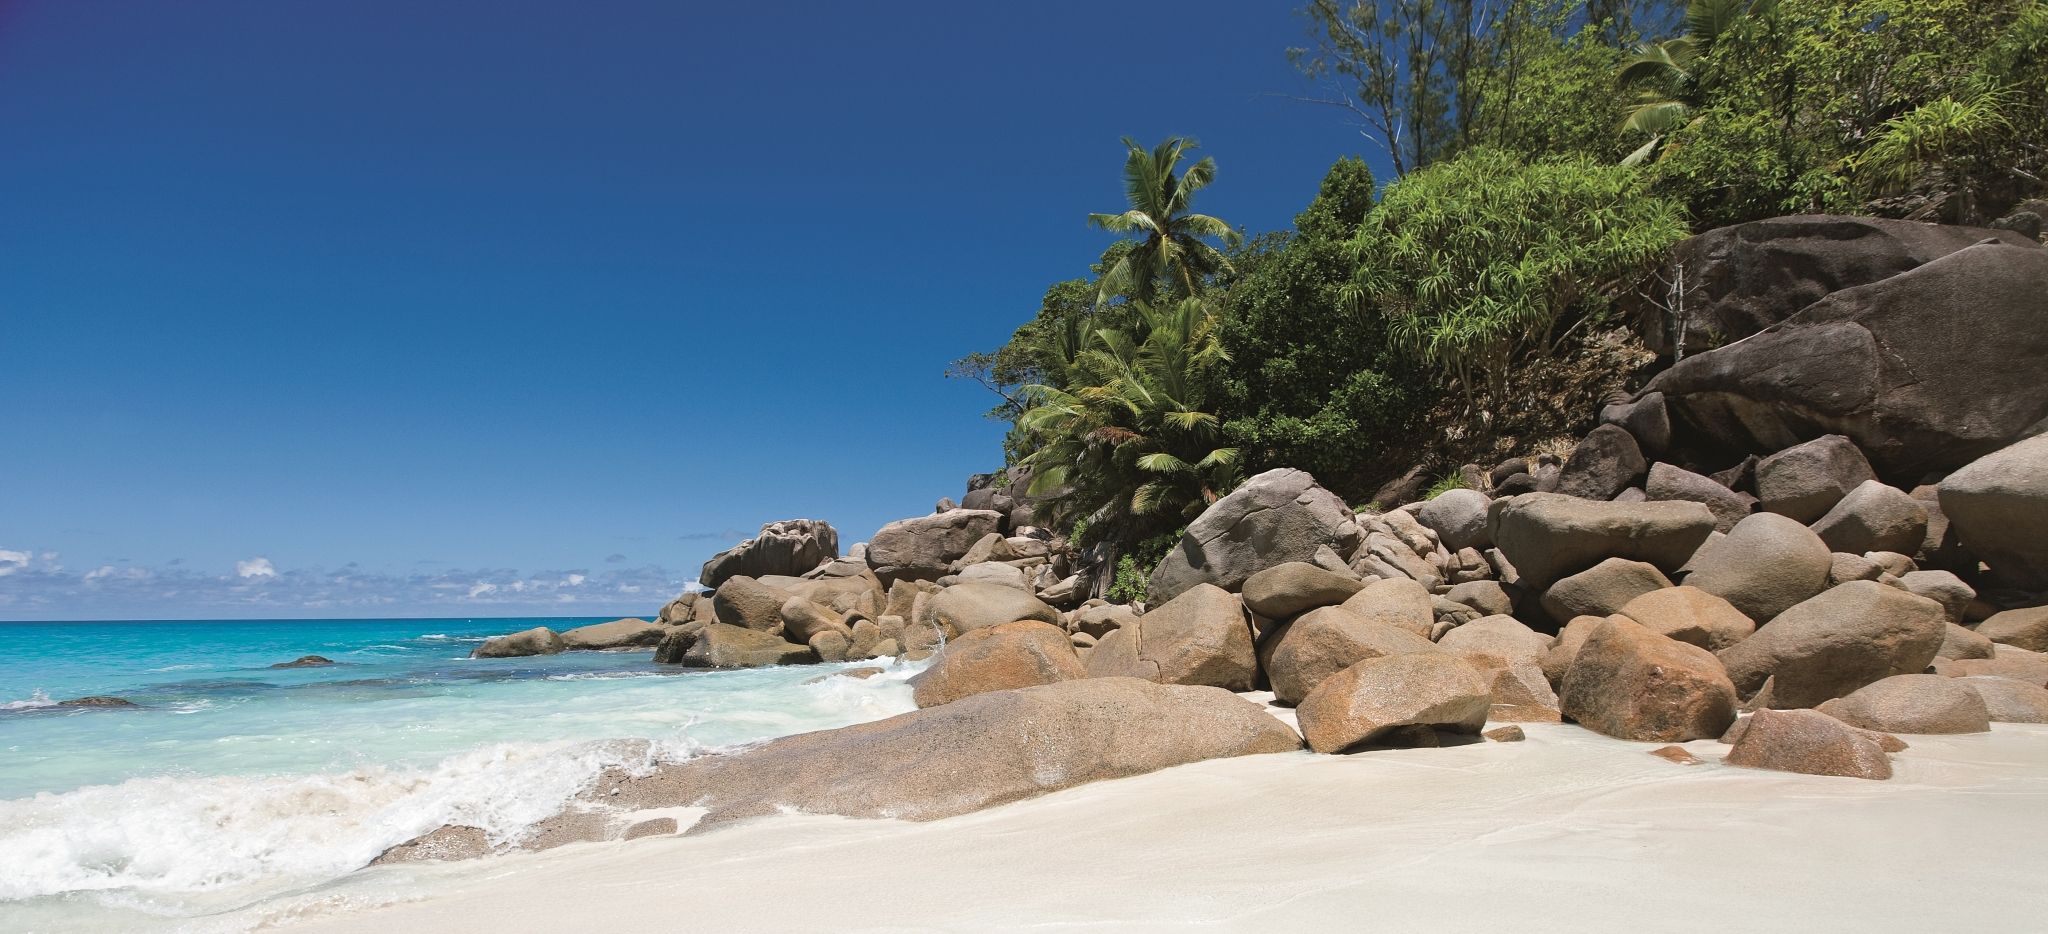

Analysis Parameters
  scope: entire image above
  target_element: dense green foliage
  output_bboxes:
[1215,158,1420,490]
[952,0,2044,564]
[1348,149,1689,409]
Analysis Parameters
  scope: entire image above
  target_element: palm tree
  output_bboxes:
[1018,297,1242,537]
[1088,137,1242,306]
[1617,0,1766,165]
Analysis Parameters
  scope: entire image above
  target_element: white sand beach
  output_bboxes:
[253,721,2048,933]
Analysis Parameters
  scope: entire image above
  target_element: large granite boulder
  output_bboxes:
[1810,481,1927,556]
[1083,584,1256,691]
[1413,488,1492,552]
[1615,586,1755,652]
[1683,512,1831,623]
[558,618,666,651]
[915,582,1061,636]
[1260,606,1439,705]
[679,624,815,669]
[566,678,1300,834]
[1960,676,2048,723]
[1435,615,1553,668]
[1645,241,2048,481]
[1936,645,2048,687]
[1898,570,1974,626]
[1295,653,1492,754]
[778,596,852,644]
[1487,494,1715,591]
[1337,577,1439,639]
[1815,674,1991,734]
[1539,558,1672,624]
[700,519,840,589]
[1239,562,1364,620]
[1559,616,1738,742]
[909,621,1086,708]
[1555,424,1648,501]
[1973,606,2048,653]
[1723,708,1894,780]
[1148,469,1362,604]
[866,509,1004,583]
[472,627,565,658]
[711,576,793,635]
[1645,462,1755,532]
[1940,435,2048,589]
[1717,581,1946,708]
[1754,435,1876,523]
[1637,215,2035,359]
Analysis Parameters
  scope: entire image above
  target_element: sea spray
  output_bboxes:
[0,644,931,921]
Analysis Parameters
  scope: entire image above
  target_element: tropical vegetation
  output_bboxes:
[953,0,2048,568]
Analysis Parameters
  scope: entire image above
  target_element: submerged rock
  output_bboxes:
[269,655,336,669]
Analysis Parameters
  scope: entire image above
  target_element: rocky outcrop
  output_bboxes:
[1683,512,1831,623]
[1717,581,1946,708]
[678,623,815,669]
[700,520,840,589]
[472,627,565,658]
[1723,708,1895,780]
[1815,674,1990,734]
[866,509,1004,583]
[1940,435,2048,590]
[1639,215,2036,359]
[1084,584,1256,691]
[1645,241,2048,481]
[1295,653,1492,754]
[1260,606,1438,705]
[558,618,667,651]
[909,621,1086,708]
[1148,469,1362,604]
[1559,616,1737,742]
[1487,494,1715,591]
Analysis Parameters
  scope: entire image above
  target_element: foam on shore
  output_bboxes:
[259,722,2048,933]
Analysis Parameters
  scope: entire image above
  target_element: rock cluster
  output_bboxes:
[426,215,2048,856]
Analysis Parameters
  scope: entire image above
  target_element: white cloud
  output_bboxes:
[467,582,498,598]
[83,565,150,582]
[236,556,278,579]
[0,549,27,577]
[565,573,586,586]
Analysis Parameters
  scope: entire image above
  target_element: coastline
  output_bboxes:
[250,721,2048,933]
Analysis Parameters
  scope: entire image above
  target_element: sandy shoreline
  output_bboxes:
[243,721,2048,933]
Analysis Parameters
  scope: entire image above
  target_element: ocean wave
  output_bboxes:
[2,690,56,711]
[543,671,672,682]
[0,738,692,906]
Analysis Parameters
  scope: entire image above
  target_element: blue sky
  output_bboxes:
[0,0,1380,619]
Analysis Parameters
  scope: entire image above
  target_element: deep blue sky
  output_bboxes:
[0,0,1377,619]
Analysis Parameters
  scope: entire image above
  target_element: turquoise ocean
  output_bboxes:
[0,618,922,931]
